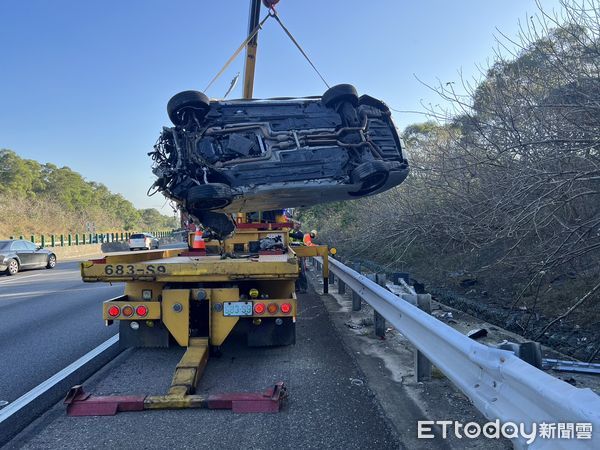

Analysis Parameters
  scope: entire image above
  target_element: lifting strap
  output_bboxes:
[204,8,330,95]
[271,12,330,89]
[204,13,272,93]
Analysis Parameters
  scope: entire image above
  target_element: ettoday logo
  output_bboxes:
[417,420,593,444]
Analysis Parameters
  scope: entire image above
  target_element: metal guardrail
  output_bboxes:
[315,257,600,449]
[4,231,173,248]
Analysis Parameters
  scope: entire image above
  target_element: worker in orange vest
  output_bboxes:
[303,229,317,246]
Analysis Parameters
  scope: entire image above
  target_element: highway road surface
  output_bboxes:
[0,259,121,405]
[0,242,186,406]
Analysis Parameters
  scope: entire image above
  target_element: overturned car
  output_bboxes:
[150,84,409,227]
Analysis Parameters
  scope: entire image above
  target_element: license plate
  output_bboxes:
[223,301,253,316]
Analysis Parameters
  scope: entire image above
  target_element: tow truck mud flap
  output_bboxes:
[119,320,170,348]
[247,317,296,347]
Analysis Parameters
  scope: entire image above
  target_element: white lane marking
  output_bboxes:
[0,285,122,299]
[0,271,81,286]
[0,334,119,421]
[0,273,47,285]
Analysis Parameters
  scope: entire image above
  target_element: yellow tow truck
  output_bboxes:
[65,0,335,415]
[66,217,330,415]
[85,220,330,351]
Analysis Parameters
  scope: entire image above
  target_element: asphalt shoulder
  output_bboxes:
[6,284,402,450]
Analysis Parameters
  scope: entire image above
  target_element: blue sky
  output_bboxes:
[0,0,561,211]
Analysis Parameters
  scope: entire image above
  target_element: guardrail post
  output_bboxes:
[328,269,335,285]
[416,294,432,381]
[60,234,64,247]
[82,234,86,245]
[68,234,72,246]
[402,293,433,381]
[121,232,124,241]
[41,235,45,247]
[51,235,55,247]
[19,235,24,240]
[75,234,79,245]
[111,232,115,242]
[338,278,346,295]
[374,274,387,338]
[352,263,362,311]
[31,235,35,243]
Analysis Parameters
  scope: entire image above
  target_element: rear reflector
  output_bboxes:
[254,303,265,315]
[122,305,134,317]
[280,303,292,314]
[108,305,120,317]
[267,303,278,315]
[136,305,148,317]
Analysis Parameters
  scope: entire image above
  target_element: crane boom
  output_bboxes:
[243,0,262,99]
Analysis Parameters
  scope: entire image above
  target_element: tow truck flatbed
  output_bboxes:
[81,249,299,283]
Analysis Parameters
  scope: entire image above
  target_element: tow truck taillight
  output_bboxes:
[280,303,292,314]
[122,305,134,317]
[136,305,149,317]
[254,303,265,315]
[108,305,120,317]
[267,303,278,315]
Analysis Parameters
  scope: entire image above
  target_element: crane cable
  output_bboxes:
[204,8,330,95]
[270,11,330,89]
[204,13,272,93]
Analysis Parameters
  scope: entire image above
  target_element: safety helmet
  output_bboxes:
[310,229,318,237]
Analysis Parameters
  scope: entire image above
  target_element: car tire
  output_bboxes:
[359,94,390,112]
[322,84,359,109]
[167,90,210,126]
[6,258,19,276]
[187,183,234,210]
[46,254,57,269]
[350,160,389,195]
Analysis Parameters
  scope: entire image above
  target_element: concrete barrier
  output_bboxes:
[49,244,103,260]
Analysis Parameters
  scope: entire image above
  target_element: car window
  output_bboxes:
[24,241,37,250]
[0,241,11,251]
[11,241,28,251]
[131,234,145,239]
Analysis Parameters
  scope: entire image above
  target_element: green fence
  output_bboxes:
[6,231,172,248]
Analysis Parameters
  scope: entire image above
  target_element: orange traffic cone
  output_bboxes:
[192,231,206,250]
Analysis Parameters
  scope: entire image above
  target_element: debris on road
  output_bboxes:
[467,328,488,340]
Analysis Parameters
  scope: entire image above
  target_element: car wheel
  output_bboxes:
[350,160,389,195]
[6,258,19,276]
[187,183,234,210]
[167,90,210,126]
[46,254,57,269]
[322,84,359,109]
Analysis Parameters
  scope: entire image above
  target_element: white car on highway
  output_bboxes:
[128,233,159,251]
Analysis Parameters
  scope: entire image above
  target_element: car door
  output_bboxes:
[11,240,34,267]
[27,241,48,266]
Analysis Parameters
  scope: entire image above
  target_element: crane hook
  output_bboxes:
[262,0,280,10]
